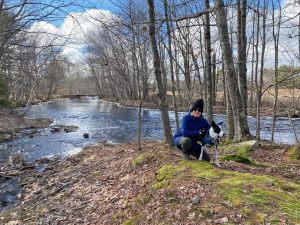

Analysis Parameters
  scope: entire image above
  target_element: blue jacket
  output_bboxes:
[173,113,210,146]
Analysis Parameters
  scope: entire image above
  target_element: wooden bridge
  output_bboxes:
[61,95,98,99]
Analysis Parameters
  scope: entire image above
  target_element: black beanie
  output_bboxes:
[190,99,204,112]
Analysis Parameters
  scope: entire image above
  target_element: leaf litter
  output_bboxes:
[0,141,299,224]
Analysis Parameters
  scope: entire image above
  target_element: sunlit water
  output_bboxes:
[0,97,299,164]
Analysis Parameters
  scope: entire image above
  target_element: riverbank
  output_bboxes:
[0,108,53,142]
[0,140,299,224]
[101,97,299,118]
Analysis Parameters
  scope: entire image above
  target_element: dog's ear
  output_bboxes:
[211,120,217,126]
[218,122,223,126]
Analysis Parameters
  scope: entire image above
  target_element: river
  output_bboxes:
[0,97,299,164]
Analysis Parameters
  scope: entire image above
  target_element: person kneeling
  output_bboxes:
[173,99,211,161]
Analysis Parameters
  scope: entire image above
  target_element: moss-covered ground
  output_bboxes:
[0,141,299,224]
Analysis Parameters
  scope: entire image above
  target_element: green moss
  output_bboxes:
[218,173,300,223]
[122,220,134,225]
[223,140,258,156]
[132,152,154,166]
[288,145,300,160]
[153,161,218,189]
[255,212,267,224]
[181,160,219,179]
[122,214,146,225]
[153,164,183,189]
[241,207,253,215]
[223,154,253,164]
[235,145,252,157]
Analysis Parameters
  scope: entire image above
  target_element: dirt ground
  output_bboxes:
[0,141,299,225]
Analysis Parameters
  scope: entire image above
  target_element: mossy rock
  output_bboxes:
[132,152,154,166]
[223,154,253,164]
[221,140,260,164]
[223,140,259,156]
[288,144,300,160]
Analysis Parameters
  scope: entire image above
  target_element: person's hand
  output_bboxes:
[199,128,206,135]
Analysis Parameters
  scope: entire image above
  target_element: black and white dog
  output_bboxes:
[199,121,225,166]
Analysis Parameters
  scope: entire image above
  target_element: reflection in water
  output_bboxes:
[0,97,299,164]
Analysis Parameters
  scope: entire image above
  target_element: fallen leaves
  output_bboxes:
[0,141,299,224]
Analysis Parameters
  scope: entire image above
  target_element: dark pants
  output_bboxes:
[177,137,210,162]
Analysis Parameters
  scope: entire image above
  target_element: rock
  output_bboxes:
[0,193,8,207]
[224,140,260,155]
[192,195,201,205]
[83,133,89,138]
[23,117,53,129]
[9,152,25,167]
[0,132,13,142]
[49,125,79,133]
[64,125,79,133]
[49,125,64,133]
[239,140,260,151]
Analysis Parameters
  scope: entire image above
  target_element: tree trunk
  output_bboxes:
[190,44,202,99]
[250,10,256,110]
[204,0,213,124]
[174,43,182,106]
[215,0,251,140]
[212,51,217,106]
[129,4,143,150]
[147,0,173,146]
[299,0,300,62]
[225,75,235,140]
[237,0,248,117]
[163,0,179,130]
[199,27,207,105]
[256,0,267,140]
[255,2,261,140]
[271,0,281,142]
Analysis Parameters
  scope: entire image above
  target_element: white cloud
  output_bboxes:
[28,9,117,63]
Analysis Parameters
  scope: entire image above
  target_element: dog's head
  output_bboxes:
[209,121,225,140]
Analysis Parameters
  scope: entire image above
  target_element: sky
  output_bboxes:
[28,0,300,68]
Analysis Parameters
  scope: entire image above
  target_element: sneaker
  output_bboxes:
[183,152,191,160]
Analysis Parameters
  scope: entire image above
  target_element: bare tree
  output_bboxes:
[215,0,251,140]
[147,0,173,146]
[271,0,282,141]
[204,0,213,123]
[256,0,268,140]
[237,0,248,116]
[163,0,179,130]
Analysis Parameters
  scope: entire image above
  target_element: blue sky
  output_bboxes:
[26,0,300,67]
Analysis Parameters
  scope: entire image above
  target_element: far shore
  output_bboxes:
[98,97,299,118]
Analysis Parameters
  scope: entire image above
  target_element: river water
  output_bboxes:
[0,97,299,164]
